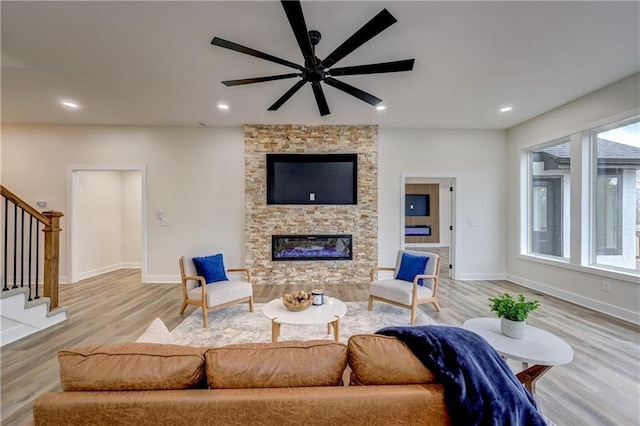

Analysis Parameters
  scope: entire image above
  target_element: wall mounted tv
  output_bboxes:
[405,194,430,216]
[266,153,357,205]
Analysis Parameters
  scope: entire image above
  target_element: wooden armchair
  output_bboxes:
[369,250,441,324]
[179,256,254,328]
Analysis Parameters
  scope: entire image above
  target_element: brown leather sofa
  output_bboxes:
[33,335,451,425]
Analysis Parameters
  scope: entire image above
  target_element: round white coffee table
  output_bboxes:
[262,297,347,342]
[463,317,573,393]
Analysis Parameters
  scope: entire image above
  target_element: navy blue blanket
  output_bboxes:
[376,325,546,426]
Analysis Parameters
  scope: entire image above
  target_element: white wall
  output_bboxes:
[506,73,640,324]
[1,125,245,283]
[378,128,507,279]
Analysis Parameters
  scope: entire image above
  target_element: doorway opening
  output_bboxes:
[401,175,457,279]
[68,166,147,284]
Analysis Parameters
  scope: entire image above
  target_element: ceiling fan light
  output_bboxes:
[217,103,229,110]
[499,106,513,113]
[376,105,386,111]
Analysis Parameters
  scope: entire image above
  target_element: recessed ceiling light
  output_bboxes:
[499,106,513,113]
[217,103,229,110]
[61,100,80,109]
[376,105,386,111]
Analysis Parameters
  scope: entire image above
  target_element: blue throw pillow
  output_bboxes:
[192,254,228,284]
[395,253,429,286]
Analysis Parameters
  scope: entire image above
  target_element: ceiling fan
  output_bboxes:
[211,0,415,116]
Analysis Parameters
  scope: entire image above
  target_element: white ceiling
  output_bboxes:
[1,1,638,130]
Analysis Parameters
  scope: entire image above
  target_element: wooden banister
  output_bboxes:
[1,185,63,310]
[42,211,63,309]
[1,186,50,223]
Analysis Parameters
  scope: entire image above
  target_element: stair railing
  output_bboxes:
[1,185,63,310]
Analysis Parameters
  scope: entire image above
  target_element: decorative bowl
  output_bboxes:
[282,291,313,312]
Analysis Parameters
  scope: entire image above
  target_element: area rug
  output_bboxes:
[170,301,436,346]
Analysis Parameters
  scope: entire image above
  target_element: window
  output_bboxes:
[528,139,570,258]
[592,120,640,271]
[521,116,640,277]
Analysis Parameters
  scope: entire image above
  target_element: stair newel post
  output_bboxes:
[42,211,63,309]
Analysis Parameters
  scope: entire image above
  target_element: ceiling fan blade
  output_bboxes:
[222,73,301,87]
[324,77,382,106]
[211,37,304,71]
[280,0,317,67]
[311,83,330,116]
[320,9,397,69]
[329,59,415,77]
[268,79,307,111]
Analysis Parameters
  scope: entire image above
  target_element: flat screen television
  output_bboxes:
[266,153,357,205]
[405,194,430,216]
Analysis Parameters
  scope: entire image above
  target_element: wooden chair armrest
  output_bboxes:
[370,266,395,281]
[183,275,207,296]
[412,273,438,284]
[227,268,252,282]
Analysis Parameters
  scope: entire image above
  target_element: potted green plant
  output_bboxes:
[488,293,540,339]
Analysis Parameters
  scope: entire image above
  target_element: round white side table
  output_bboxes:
[262,297,347,342]
[463,317,573,393]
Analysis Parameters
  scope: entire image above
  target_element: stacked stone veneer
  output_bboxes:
[245,124,378,286]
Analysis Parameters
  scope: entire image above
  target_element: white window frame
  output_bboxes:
[518,112,640,284]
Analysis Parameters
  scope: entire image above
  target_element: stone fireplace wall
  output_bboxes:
[245,124,378,286]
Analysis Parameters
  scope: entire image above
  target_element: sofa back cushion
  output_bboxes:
[348,334,437,385]
[205,340,347,388]
[59,343,207,391]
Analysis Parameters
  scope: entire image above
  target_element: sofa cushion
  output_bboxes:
[205,340,347,389]
[59,343,207,391]
[135,317,175,344]
[348,334,437,385]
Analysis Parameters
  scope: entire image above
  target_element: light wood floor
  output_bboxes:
[1,267,639,425]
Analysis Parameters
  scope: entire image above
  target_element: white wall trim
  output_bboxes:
[67,165,148,283]
[144,275,180,284]
[507,273,640,325]
[457,272,507,281]
[77,263,140,281]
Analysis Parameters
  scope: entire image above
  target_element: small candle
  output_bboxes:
[311,289,324,306]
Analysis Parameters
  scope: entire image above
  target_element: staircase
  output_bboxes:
[1,185,66,347]
[1,288,68,346]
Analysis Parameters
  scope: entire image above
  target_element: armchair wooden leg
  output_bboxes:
[249,296,254,312]
[433,301,441,312]
[410,308,417,325]
[368,296,373,311]
[202,304,208,328]
[179,301,188,315]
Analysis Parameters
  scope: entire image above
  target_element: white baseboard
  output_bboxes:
[457,272,507,281]
[144,275,180,284]
[507,273,639,325]
[77,262,140,281]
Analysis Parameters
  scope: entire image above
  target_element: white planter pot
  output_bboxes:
[500,318,527,339]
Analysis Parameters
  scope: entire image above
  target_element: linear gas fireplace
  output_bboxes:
[272,234,352,261]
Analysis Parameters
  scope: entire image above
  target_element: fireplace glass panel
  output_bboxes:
[272,235,352,261]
